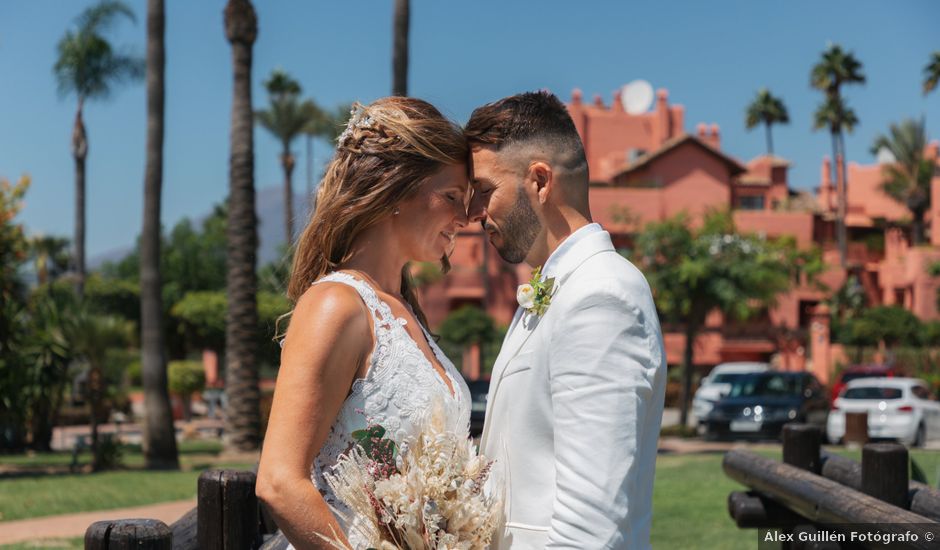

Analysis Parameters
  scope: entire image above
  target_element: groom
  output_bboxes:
[466,91,666,550]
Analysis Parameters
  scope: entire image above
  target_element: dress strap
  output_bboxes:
[312,272,404,334]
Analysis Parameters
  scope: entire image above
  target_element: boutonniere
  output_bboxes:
[517,266,555,317]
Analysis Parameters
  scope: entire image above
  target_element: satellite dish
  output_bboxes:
[876,147,896,165]
[620,80,654,115]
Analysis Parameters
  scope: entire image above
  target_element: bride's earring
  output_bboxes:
[393,207,400,215]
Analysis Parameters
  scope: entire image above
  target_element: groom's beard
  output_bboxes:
[487,188,540,264]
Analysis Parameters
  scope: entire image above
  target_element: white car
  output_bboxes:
[693,362,770,424]
[827,377,940,447]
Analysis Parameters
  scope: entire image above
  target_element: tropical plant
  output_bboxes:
[871,118,935,245]
[171,290,289,367]
[139,0,178,470]
[438,305,498,376]
[811,43,866,268]
[224,0,262,452]
[67,307,133,470]
[392,0,410,96]
[168,360,206,421]
[256,69,316,245]
[924,51,940,96]
[0,175,31,450]
[53,0,144,296]
[633,210,816,426]
[843,306,922,349]
[29,235,71,286]
[21,285,78,451]
[745,88,789,155]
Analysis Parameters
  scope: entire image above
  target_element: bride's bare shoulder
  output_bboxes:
[288,281,370,341]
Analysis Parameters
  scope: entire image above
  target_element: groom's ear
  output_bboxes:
[527,161,553,205]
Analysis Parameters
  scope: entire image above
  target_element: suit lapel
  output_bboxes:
[482,308,541,447]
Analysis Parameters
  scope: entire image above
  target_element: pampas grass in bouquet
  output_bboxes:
[320,402,502,549]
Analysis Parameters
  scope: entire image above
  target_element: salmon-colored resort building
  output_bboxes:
[418,86,940,385]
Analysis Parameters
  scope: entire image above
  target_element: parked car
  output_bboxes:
[829,364,901,403]
[704,371,829,439]
[692,362,770,425]
[827,377,940,447]
[466,379,490,436]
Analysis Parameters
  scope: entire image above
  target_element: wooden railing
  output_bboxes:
[84,469,289,550]
[724,424,940,549]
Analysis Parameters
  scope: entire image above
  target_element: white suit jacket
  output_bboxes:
[480,227,666,550]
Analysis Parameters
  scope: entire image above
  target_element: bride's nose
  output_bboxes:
[454,205,468,228]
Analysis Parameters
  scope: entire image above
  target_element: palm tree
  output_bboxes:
[140,0,179,470]
[392,0,410,96]
[745,88,789,155]
[811,43,866,268]
[255,69,314,245]
[925,52,940,96]
[224,0,261,452]
[53,0,144,297]
[68,309,131,471]
[871,119,935,245]
[29,236,71,286]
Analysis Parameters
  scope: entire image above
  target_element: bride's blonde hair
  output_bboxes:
[286,97,467,329]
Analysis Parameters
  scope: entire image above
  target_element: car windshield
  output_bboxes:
[728,374,802,397]
[711,373,753,385]
[842,387,902,400]
[842,372,887,383]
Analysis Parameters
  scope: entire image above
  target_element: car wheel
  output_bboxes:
[914,423,927,448]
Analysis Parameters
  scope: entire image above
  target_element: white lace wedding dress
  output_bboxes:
[291,271,472,549]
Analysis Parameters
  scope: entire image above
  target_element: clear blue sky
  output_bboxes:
[1,1,938,258]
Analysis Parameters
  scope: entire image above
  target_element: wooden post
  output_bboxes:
[782,424,822,474]
[198,469,260,550]
[861,443,909,509]
[85,519,171,550]
[844,412,869,446]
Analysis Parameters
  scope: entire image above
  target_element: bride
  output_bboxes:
[256,97,473,549]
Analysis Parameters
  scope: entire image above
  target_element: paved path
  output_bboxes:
[0,499,196,545]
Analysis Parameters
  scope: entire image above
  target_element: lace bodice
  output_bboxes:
[303,271,472,546]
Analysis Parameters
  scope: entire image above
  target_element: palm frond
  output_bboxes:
[745,88,789,129]
[75,0,137,35]
[810,43,866,92]
[813,94,857,134]
[53,1,142,101]
[924,51,940,95]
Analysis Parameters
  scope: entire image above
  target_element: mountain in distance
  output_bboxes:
[89,185,312,269]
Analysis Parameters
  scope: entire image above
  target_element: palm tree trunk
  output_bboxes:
[678,319,699,428]
[224,0,261,452]
[831,131,847,268]
[72,101,88,298]
[392,0,409,96]
[838,131,851,265]
[911,206,926,246]
[765,122,774,156]
[141,0,179,470]
[88,365,102,471]
[281,146,295,246]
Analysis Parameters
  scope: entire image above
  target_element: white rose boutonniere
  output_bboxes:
[517,266,555,317]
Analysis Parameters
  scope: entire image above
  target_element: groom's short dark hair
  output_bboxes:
[464,91,588,177]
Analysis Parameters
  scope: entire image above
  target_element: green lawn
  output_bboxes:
[0,440,252,522]
[651,446,940,549]
[0,439,225,469]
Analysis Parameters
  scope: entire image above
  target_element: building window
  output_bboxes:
[737,195,765,210]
